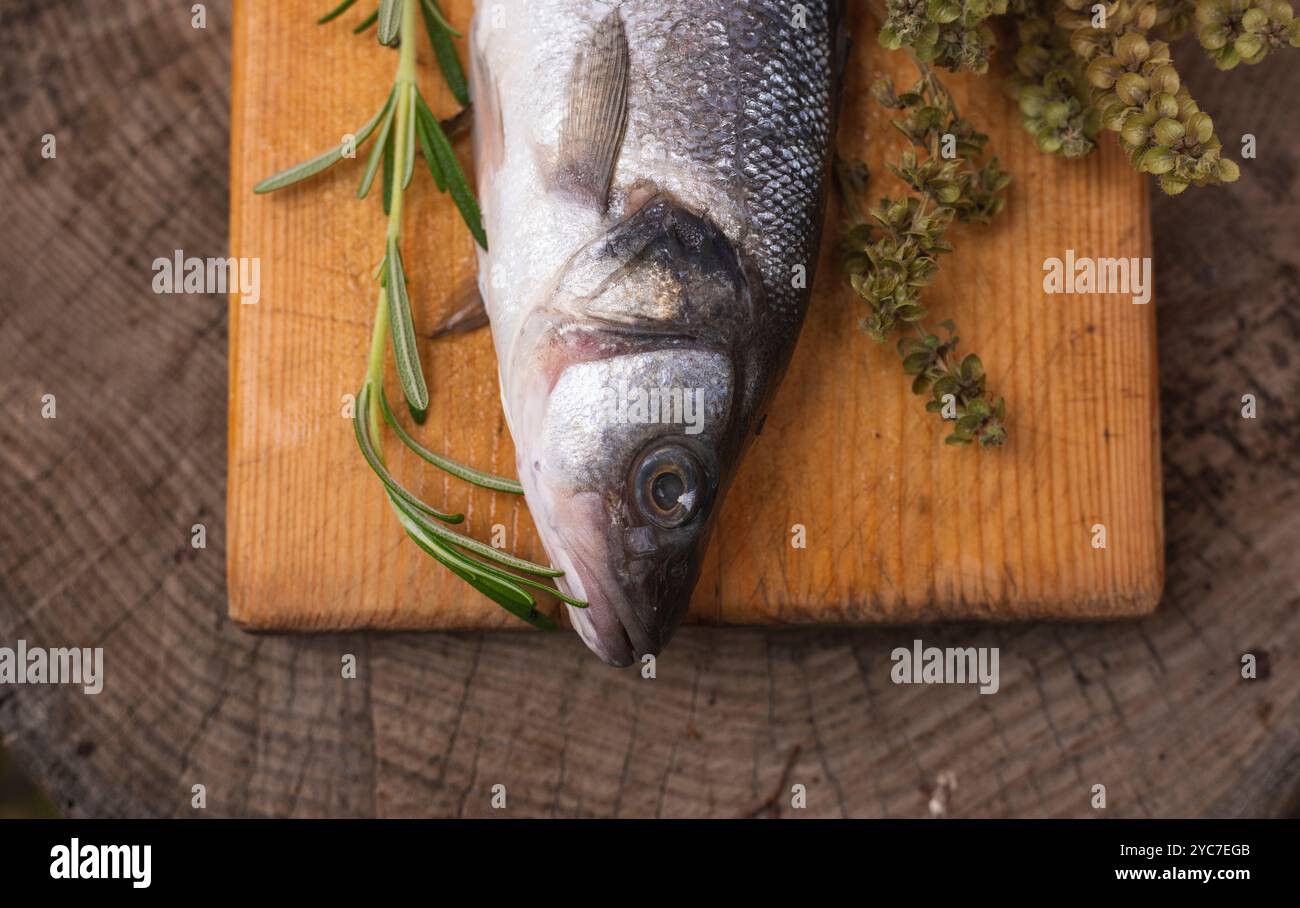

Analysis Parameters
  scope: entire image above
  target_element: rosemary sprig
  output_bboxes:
[252,90,395,194]
[841,66,1010,447]
[254,3,484,241]
[353,384,585,629]
[256,0,583,624]
[377,390,524,494]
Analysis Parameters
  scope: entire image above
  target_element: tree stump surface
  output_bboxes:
[0,0,1296,818]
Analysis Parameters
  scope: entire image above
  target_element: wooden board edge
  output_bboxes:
[227,0,251,628]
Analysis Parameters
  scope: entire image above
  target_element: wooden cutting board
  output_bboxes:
[228,0,1163,631]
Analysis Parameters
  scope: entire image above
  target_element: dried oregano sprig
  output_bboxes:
[841,69,1010,447]
[880,0,1010,72]
[1007,0,1101,157]
[875,0,1297,193]
[1194,0,1300,67]
[1063,0,1242,193]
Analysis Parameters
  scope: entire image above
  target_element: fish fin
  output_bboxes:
[442,105,473,142]
[429,275,489,338]
[553,8,629,211]
[470,38,505,180]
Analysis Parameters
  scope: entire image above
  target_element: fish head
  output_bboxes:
[507,194,763,666]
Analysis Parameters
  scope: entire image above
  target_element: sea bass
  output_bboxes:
[469,0,840,665]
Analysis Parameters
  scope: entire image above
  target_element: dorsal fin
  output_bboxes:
[553,9,629,211]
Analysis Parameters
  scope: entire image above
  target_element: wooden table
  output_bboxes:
[0,0,1296,817]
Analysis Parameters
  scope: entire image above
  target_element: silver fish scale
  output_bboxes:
[627,0,835,331]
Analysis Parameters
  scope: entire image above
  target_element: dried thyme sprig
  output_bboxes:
[841,69,1010,447]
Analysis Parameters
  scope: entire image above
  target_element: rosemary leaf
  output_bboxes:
[352,385,462,523]
[391,492,568,582]
[352,8,378,33]
[253,89,394,193]
[476,565,585,608]
[415,90,486,249]
[419,0,462,37]
[470,560,587,608]
[317,0,360,25]
[377,0,402,45]
[390,489,585,608]
[384,240,431,415]
[415,107,448,192]
[357,94,398,199]
[361,393,568,611]
[402,86,417,190]
[419,0,470,106]
[391,501,556,629]
[381,126,395,215]
[378,389,523,494]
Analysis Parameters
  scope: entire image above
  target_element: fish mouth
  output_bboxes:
[558,560,636,669]
[548,507,638,668]
[545,491,696,668]
[558,545,694,669]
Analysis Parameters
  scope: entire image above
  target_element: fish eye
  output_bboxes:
[633,444,704,529]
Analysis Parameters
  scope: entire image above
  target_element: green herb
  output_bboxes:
[384,237,429,418]
[879,0,1009,73]
[252,90,395,194]
[873,0,1297,193]
[255,0,582,624]
[1064,0,1247,193]
[353,384,584,630]
[840,64,1010,448]
[1007,0,1100,158]
[376,390,524,494]
[377,0,403,46]
[353,8,379,34]
[420,0,471,106]
[858,0,1297,446]
[414,92,486,247]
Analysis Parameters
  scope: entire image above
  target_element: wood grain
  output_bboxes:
[0,0,1295,819]
[228,0,1161,631]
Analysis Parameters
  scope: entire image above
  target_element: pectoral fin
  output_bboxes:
[429,272,489,338]
[552,9,629,212]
